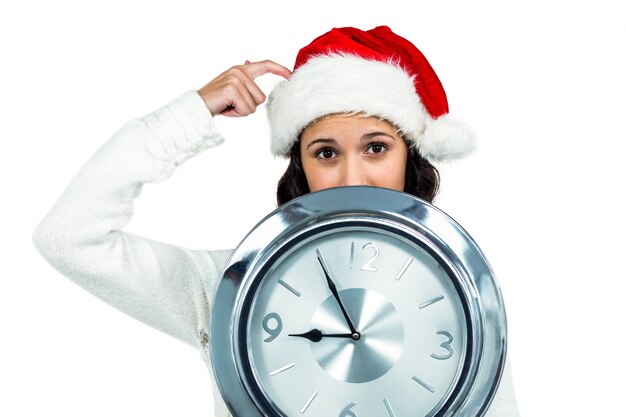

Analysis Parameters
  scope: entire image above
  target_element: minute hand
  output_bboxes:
[316,249,360,337]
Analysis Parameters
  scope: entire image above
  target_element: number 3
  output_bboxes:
[430,330,454,360]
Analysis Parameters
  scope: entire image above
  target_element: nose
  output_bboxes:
[340,158,369,187]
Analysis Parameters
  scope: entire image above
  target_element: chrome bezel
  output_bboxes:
[210,186,506,417]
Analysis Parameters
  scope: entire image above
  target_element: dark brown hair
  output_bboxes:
[276,142,440,206]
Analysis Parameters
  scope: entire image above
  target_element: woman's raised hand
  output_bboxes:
[198,60,291,117]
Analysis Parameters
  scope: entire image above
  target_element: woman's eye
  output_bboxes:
[316,148,336,159]
[367,143,387,154]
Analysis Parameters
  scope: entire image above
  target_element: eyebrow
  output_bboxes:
[305,132,396,150]
[362,131,396,141]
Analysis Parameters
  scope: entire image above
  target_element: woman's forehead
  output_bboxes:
[302,113,398,136]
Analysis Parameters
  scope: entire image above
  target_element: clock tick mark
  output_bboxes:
[269,362,295,376]
[278,279,301,297]
[419,295,444,309]
[300,390,318,413]
[394,257,413,281]
[383,397,397,417]
[412,376,435,393]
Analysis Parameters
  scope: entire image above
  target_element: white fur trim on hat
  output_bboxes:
[267,54,475,161]
[421,114,476,162]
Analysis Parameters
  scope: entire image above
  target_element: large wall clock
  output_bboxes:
[210,186,506,417]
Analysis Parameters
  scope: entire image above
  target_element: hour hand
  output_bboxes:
[288,329,355,343]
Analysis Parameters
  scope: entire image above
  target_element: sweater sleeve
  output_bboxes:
[32,90,226,348]
[485,359,521,416]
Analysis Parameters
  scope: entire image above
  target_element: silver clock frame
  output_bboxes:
[210,186,507,417]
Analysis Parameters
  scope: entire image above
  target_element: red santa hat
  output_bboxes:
[267,26,475,162]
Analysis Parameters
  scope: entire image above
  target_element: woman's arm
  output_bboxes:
[32,90,226,347]
[31,61,292,349]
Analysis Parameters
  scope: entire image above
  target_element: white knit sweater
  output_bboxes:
[32,91,520,417]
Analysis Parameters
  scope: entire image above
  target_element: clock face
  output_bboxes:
[211,187,506,417]
[243,225,469,417]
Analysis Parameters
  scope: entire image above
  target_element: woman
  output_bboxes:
[32,26,519,416]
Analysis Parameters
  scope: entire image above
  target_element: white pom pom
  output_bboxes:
[419,114,476,162]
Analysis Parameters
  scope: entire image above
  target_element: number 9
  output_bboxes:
[262,312,283,342]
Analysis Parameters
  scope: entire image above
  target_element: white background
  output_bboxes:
[1,0,625,415]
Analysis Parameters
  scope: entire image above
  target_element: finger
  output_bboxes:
[236,69,267,105]
[231,74,259,112]
[223,66,267,106]
[242,59,292,80]
[222,82,256,116]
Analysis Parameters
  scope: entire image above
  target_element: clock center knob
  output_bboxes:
[309,288,403,383]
